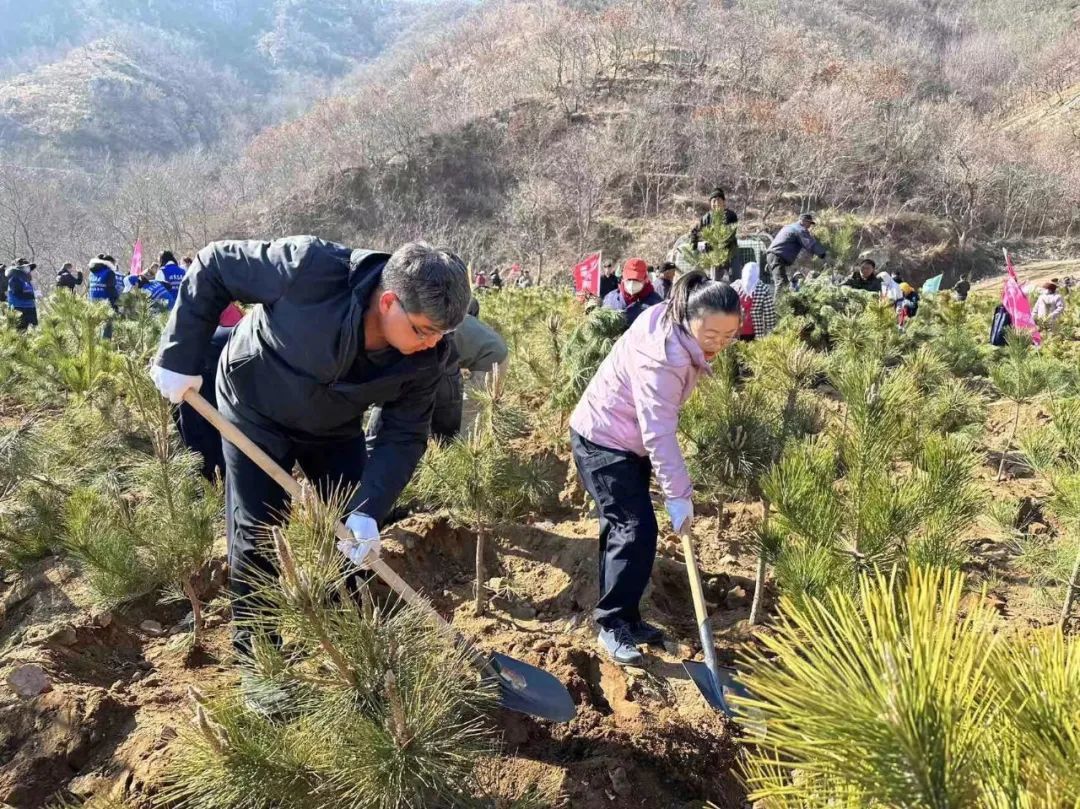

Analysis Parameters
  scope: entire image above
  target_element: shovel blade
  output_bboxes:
[487,652,577,723]
[683,661,748,718]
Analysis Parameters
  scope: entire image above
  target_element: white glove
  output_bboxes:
[666,498,694,534]
[150,363,202,404]
[338,512,381,569]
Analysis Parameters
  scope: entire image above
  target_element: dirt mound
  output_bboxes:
[1,511,762,807]
[382,514,754,806]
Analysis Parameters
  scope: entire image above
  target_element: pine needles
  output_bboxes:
[161,487,500,809]
[736,567,1080,806]
[411,389,554,615]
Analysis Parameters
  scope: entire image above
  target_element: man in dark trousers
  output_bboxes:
[150,237,471,669]
[765,212,828,287]
[690,187,740,280]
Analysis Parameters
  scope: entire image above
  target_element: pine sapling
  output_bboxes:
[162,485,500,809]
[991,330,1052,482]
[413,385,553,617]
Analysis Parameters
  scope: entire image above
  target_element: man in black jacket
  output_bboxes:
[151,237,471,656]
[690,187,740,280]
[841,258,883,293]
[56,263,84,293]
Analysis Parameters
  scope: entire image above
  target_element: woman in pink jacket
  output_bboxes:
[569,271,742,665]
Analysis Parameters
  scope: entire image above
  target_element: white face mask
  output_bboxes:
[624,279,644,295]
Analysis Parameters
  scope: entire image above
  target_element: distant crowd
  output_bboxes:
[469,186,1072,340]
[0,250,202,331]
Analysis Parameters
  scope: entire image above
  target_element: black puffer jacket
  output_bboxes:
[841,271,883,294]
[157,236,449,522]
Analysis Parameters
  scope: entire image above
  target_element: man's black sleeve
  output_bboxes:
[105,272,119,304]
[352,357,441,524]
[156,238,312,376]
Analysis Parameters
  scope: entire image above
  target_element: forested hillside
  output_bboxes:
[1,0,1078,282]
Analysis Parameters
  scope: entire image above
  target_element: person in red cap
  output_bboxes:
[602,258,662,325]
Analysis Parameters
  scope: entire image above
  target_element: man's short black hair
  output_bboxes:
[383,242,471,332]
[861,258,877,269]
[709,187,726,201]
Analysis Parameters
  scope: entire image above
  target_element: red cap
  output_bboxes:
[622,258,649,282]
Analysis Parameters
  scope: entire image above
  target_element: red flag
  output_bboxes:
[130,238,144,277]
[572,252,602,296]
[1001,249,1041,346]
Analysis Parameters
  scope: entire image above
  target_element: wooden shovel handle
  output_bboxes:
[680,527,723,683]
[181,391,462,641]
[680,529,710,628]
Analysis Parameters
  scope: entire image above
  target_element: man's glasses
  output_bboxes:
[396,299,453,339]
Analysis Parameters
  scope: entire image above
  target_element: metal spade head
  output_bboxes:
[683,662,750,718]
[487,652,577,723]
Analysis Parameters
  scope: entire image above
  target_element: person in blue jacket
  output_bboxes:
[158,250,186,295]
[88,255,122,309]
[5,259,38,329]
[88,254,122,339]
[602,258,663,326]
[132,273,176,311]
[765,212,828,287]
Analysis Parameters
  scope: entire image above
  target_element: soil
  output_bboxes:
[0,394,1068,808]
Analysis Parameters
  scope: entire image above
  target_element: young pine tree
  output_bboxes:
[161,486,502,809]
[63,358,222,642]
[550,305,625,415]
[0,294,121,405]
[991,330,1053,482]
[744,334,825,624]
[1018,396,1080,626]
[763,353,983,604]
[736,566,1080,806]
[680,217,736,277]
[412,386,553,615]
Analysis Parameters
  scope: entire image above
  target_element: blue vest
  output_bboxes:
[160,262,186,293]
[5,269,35,309]
[89,267,119,303]
[142,279,176,310]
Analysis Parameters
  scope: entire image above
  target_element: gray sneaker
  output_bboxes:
[598,623,644,666]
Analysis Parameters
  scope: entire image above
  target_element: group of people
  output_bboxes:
[474,264,534,291]
[138,231,749,691]
[18,191,1063,680]
[0,250,195,331]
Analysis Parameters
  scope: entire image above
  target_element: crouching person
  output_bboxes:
[569,271,742,665]
[149,237,471,691]
[450,299,509,440]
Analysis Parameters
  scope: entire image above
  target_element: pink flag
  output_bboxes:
[572,252,602,296]
[1001,249,1041,346]
[130,238,144,277]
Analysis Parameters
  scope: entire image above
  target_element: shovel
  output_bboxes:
[679,527,748,717]
[183,391,576,723]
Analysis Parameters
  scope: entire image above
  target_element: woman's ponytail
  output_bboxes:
[663,270,740,329]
